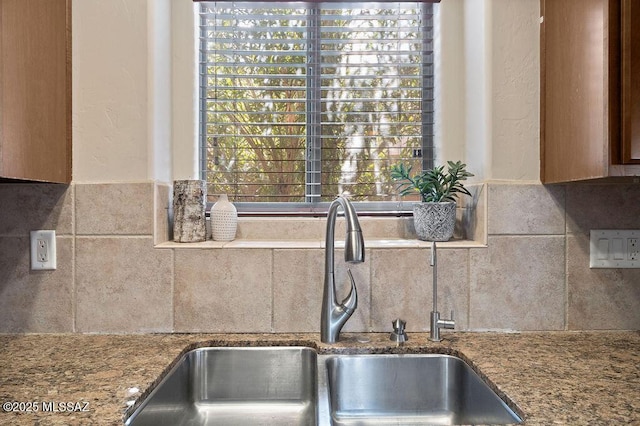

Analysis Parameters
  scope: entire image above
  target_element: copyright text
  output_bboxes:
[2,401,90,413]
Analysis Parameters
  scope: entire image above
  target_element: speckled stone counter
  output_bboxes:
[0,332,638,425]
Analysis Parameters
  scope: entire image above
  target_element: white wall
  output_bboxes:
[489,0,540,181]
[73,0,148,182]
[171,0,200,181]
[438,0,540,182]
[72,0,175,183]
[72,0,540,184]
[148,0,173,183]
[435,0,466,168]
[464,0,493,181]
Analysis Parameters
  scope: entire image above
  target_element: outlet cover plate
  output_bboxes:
[590,229,640,268]
[30,230,57,270]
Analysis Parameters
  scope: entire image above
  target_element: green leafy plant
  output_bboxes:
[390,160,474,203]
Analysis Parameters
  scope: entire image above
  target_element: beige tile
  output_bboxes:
[236,218,324,240]
[488,183,565,235]
[224,239,321,249]
[459,183,487,243]
[371,248,429,333]
[416,239,485,249]
[469,236,566,331]
[154,183,172,245]
[76,183,154,235]
[403,216,418,240]
[334,217,424,241]
[0,236,73,332]
[157,240,225,249]
[273,249,324,332]
[0,183,73,236]
[432,248,469,331]
[340,217,413,240]
[371,247,469,332]
[76,237,172,332]
[566,183,640,235]
[174,248,272,332]
[365,239,421,248]
[567,234,640,330]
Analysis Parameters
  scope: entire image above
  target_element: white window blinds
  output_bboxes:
[199,1,434,210]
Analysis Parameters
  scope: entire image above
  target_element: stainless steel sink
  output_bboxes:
[125,346,318,426]
[323,354,522,425]
[125,348,522,426]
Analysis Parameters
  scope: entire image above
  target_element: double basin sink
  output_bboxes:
[124,346,522,426]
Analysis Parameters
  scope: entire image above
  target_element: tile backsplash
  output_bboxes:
[0,181,638,333]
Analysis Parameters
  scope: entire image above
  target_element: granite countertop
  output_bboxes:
[0,331,638,425]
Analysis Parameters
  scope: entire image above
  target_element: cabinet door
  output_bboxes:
[0,0,71,183]
[621,0,640,163]
[540,0,620,183]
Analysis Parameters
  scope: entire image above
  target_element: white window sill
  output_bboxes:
[157,215,486,249]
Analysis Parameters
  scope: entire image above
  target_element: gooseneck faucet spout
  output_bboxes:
[321,195,365,343]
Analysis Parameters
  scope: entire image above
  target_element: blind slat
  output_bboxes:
[199,1,435,207]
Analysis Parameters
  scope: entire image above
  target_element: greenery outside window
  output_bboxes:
[199,1,435,215]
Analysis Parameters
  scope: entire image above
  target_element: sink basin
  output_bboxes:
[324,354,522,425]
[125,348,522,426]
[125,346,318,426]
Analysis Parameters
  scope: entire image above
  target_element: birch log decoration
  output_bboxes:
[173,180,207,242]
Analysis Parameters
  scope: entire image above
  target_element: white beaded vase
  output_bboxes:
[211,194,238,241]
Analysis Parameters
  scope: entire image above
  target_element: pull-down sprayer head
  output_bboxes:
[345,229,365,264]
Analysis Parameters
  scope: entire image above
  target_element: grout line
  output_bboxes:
[71,235,77,333]
[74,234,155,238]
[368,248,373,332]
[72,183,77,333]
[488,233,566,238]
[466,247,471,332]
[271,249,275,333]
[171,247,176,333]
[564,233,569,331]
[563,185,569,331]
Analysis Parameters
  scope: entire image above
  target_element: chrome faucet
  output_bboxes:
[429,241,455,342]
[321,195,365,343]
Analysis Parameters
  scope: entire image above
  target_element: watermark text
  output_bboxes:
[2,401,90,413]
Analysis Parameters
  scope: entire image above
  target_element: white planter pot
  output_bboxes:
[413,201,456,241]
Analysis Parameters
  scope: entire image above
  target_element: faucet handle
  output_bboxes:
[340,269,358,313]
[441,310,455,330]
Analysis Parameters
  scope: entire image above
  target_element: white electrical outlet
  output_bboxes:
[30,230,57,270]
[629,238,639,261]
[590,230,640,268]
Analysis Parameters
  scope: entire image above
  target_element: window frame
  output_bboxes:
[198,1,436,216]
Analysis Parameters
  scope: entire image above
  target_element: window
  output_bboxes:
[199,1,435,214]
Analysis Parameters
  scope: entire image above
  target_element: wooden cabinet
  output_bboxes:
[540,0,640,184]
[621,0,640,163]
[0,0,71,183]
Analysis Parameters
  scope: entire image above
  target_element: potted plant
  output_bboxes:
[390,160,474,241]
